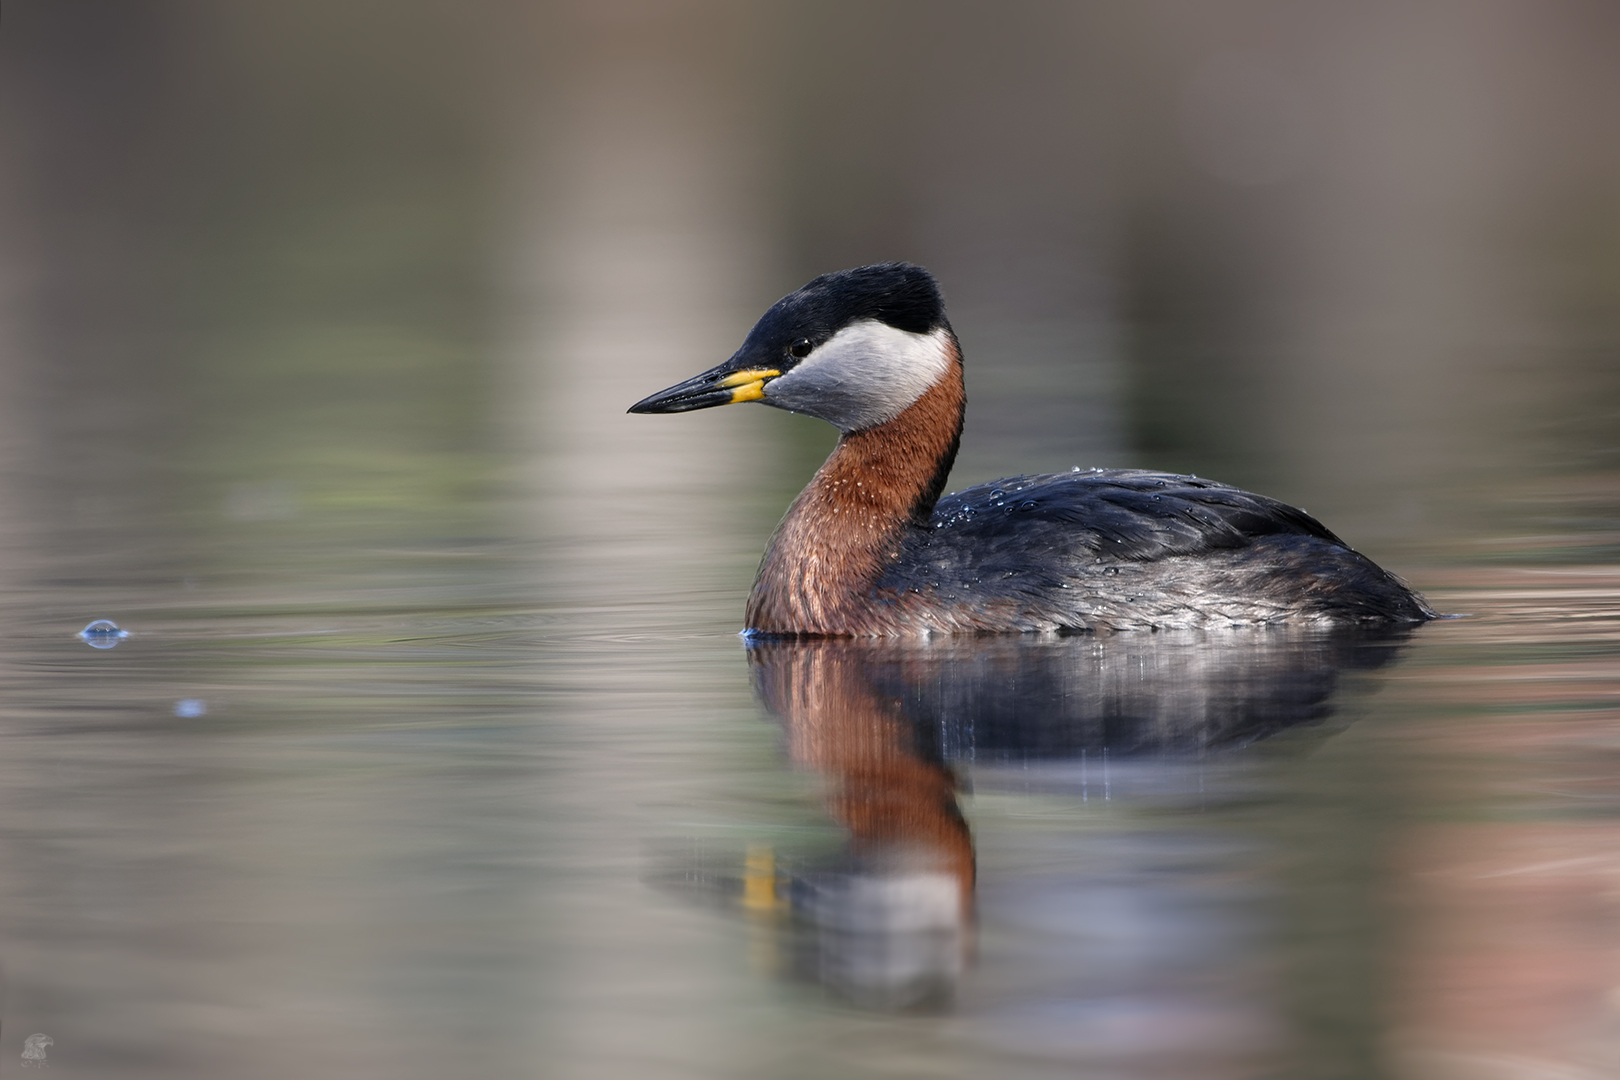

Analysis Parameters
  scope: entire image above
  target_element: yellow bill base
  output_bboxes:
[719,368,780,403]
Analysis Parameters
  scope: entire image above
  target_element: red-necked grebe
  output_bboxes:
[629,262,1436,636]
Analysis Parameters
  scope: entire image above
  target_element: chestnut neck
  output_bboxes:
[745,336,964,636]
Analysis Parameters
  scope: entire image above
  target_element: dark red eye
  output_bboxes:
[788,338,812,359]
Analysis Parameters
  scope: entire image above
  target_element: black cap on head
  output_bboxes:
[783,262,945,335]
[734,263,947,367]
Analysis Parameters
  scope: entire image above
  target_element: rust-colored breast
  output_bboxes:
[746,345,965,636]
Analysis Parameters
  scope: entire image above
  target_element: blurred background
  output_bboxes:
[6,0,1617,559]
[0,2,1617,1078]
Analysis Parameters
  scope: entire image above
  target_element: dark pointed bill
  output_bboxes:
[627,363,781,414]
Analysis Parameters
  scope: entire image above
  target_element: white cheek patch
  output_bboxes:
[763,321,953,432]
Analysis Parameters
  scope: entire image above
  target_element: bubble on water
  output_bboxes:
[78,620,130,649]
[174,699,207,718]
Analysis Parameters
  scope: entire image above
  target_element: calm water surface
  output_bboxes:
[0,468,1615,1079]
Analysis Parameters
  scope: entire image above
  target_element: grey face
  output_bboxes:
[762,322,954,432]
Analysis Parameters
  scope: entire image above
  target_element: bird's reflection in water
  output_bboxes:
[747,635,979,1010]
[689,627,1414,1010]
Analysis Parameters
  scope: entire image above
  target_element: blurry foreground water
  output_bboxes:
[0,479,1614,1079]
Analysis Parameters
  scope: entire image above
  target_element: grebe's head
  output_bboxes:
[628,262,957,433]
